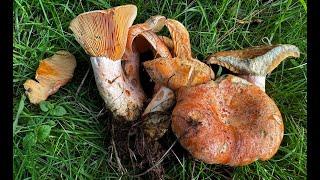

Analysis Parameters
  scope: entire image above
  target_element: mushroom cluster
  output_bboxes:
[69,4,300,166]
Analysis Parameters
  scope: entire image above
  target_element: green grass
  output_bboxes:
[13,0,307,179]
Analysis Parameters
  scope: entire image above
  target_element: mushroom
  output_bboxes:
[171,74,284,166]
[142,19,216,139]
[143,19,215,91]
[23,50,76,104]
[141,19,215,140]
[158,36,174,51]
[206,45,300,91]
[69,5,146,121]
[125,15,176,140]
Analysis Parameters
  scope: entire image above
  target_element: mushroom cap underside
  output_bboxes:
[206,44,300,75]
[69,5,137,59]
[172,75,284,166]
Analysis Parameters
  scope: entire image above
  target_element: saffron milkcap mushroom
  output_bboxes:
[206,45,300,91]
[69,5,146,121]
[158,36,174,51]
[23,50,76,104]
[125,15,176,140]
[143,19,215,90]
[172,74,284,166]
[122,15,172,108]
[142,19,216,139]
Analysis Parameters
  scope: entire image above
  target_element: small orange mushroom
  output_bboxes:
[172,75,284,166]
[206,44,300,91]
[143,19,214,90]
[23,50,76,104]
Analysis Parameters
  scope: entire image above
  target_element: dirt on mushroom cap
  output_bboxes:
[172,74,284,166]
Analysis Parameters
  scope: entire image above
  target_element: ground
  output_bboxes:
[13,0,306,179]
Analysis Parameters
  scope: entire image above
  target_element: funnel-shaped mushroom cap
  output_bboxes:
[206,44,300,75]
[125,15,172,59]
[69,5,137,59]
[24,51,76,104]
[172,75,284,166]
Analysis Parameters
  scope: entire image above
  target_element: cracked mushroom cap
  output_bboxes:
[69,5,137,59]
[143,19,214,90]
[172,75,284,166]
[206,44,300,75]
[23,51,76,104]
[144,57,214,90]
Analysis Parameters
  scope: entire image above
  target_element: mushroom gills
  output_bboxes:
[206,44,300,91]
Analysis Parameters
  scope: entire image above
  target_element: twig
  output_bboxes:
[76,67,90,96]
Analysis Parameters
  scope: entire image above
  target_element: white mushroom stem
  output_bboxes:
[238,75,266,91]
[91,57,145,121]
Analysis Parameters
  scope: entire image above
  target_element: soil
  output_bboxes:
[104,118,180,179]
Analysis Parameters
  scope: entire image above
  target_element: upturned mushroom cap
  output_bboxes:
[172,75,284,166]
[144,57,214,90]
[143,19,214,90]
[206,44,300,75]
[24,51,76,104]
[126,15,166,52]
[69,5,137,59]
[164,19,192,58]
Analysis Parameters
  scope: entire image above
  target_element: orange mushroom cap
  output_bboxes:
[144,57,214,90]
[172,75,284,166]
[23,51,76,104]
[143,19,214,90]
[69,5,137,59]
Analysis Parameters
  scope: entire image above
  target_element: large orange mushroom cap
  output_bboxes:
[172,75,284,166]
